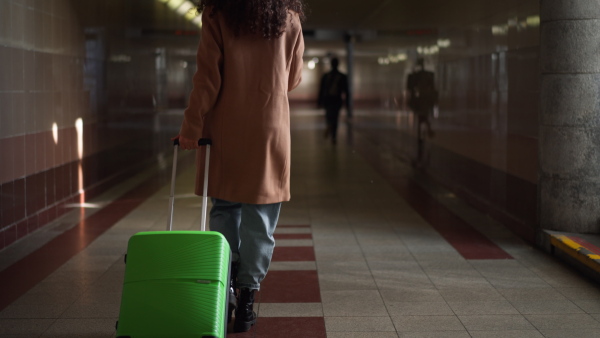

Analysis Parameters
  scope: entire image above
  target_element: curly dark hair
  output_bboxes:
[196,0,306,39]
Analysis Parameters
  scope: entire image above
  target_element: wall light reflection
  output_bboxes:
[75,118,83,160]
[65,202,106,209]
[52,123,58,144]
[75,118,85,213]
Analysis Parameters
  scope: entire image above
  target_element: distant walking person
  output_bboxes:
[407,58,437,140]
[407,58,437,163]
[318,57,349,144]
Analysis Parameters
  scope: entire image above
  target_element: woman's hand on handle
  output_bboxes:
[171,135,200,150]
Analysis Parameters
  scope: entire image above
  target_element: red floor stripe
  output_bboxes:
[408,185,513,259]
[260,270,321,303]
[272,246,316,261]
[0,164,186,311]
[232,226,323,336]
[355,134,513,260]
[231,317,326,338]
[274,234,312,240]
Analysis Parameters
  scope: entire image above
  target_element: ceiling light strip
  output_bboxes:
[157,0,202,29]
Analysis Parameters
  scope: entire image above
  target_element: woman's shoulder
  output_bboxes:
[286,10,302,34]
[287,9,301,22]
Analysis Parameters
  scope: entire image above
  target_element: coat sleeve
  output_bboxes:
[288,23,304,92]
[180,10,224,140]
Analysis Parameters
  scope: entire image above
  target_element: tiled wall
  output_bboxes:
[0,0,91,249]
[333,1,541,240]
[432,1,540,239]
[0,0,183,250]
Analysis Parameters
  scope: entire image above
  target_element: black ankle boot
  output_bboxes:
[227,263,238,323]
[233,288,256,332]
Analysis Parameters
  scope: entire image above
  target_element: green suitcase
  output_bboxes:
[116,139,231,338]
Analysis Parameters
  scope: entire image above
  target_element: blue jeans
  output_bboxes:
[209,198,281,290]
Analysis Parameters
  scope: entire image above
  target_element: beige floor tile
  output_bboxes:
[397,332,470,338]
[0,319,55,335]
[61,292,122,319]
[540,329,600,338]
[379,287,444,303]
[385,301,454,316]
[318,261,378,290]
[391,315,465,332]
[525,314,600,330]
[511,300,584,315]
[438,287,505,302]
[321,290,388,317]
[469,330,544,338]
[497,288,567,302]
[41,318,116,337]
[325,316,396,332]
[459,314,535,331]
[556,287,600,300]
[573,299,600,314]
[447,301,519,315]
[327,333,399,338]
[258,303,323,317]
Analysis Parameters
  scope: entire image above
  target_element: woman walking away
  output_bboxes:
[173,0,306,333]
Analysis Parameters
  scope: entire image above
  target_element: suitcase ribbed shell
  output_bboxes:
[116,231,230,338]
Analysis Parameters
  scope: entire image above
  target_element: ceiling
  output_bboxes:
[299,0,539,57]
[74,0,537,33]
[302,0,535,31]
[72,0,539,57]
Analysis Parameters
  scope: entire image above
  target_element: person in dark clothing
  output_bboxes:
[318,57,349,144]
[407,58,437,141]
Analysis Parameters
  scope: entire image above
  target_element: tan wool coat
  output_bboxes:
[179,7,305,204]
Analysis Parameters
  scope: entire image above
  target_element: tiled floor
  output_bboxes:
[1,110,600,337]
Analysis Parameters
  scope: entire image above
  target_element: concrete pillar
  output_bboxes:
[539,1,600,233]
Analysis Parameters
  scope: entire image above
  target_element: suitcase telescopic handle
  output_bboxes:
[168,138,212,232]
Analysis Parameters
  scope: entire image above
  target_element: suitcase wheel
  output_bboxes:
[123,254,127,264]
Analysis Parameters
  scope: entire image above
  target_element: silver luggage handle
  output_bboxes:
[168,138,212,232]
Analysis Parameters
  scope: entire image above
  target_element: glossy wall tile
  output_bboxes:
[0,0,200,250]
[314,0,542,240]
